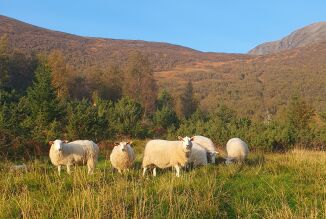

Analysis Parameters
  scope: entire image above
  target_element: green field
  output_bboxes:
[0,146,325,219]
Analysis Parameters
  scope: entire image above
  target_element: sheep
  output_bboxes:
[49,139,99,175]
[188,142,208,167]
[110,141,135,174]
[225,137,249,164]
[142,136,193,177]
[193,135,219,163]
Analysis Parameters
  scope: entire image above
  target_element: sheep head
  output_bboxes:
[114,142,132,152]
[178,136,194,151]
[50,139,64,152]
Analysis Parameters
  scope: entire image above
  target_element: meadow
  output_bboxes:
[0,142,325,219]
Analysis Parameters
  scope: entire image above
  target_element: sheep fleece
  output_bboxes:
[49,140,99,166]
[110,145,135,170]
[189,142,208,166]
[226,138,249,160]
[142,140,190,168]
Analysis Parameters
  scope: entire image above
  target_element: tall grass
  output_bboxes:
[0,148,325,219]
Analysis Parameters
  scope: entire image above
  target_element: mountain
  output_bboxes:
[2,15,326,119]
[0,15,248,73]
[249,22,326,55]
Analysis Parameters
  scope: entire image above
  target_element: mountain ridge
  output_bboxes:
[249,21,326,55]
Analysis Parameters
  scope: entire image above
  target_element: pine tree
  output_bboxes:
[178,81,198,119]
[22,59,63,142]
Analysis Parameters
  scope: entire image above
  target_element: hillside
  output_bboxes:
[249,22,326,55]
[0,15,248,73]
[156,41,326,118]
[2,15,326,119]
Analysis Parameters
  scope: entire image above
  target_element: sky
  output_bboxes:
[1,0,326,53]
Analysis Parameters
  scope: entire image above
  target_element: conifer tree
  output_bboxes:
[178,81,198,119]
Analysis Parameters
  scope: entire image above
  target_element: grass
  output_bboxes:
[0,146,325,219]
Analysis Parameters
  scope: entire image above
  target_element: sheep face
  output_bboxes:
[53,140,63,151]
[178,136,194,151]
[114,141,132,152]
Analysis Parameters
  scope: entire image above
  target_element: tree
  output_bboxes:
[22,59,63,142]
[112,96,144,137]
[123,51,157,114]
[287,95,315,130]
[178,81,198,119]
[154,90,179,129]
[156,89,174,110]
[0,35,9,88]
[47,50,69,100]
[66,99,106,141]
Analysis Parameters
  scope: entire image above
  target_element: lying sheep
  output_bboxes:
[225,137,249,164]
[110,141,135,174]
[142,136,193,177]
[49,139,99,175]
[188,142,208,167]
[193,135,218,163]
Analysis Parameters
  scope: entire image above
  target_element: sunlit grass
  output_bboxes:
[0,148,325,218]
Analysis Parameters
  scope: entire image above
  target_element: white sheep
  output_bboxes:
[142,136,193,177]
[110,141,135,174]
[49,139,99,175]
[188,142,208,167]
[193,135,218,163]
[225,137,249,164]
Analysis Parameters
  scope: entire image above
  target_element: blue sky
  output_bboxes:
[1,0,326,53]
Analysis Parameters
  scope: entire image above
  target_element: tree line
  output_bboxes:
[0,35,325,159]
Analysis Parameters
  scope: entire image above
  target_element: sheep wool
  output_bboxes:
[49,139,99,175]
[189,142,208,167]
[193,135,218,163]
[142,136,193,177]
[225,137,249,164]
[110,142,135,173]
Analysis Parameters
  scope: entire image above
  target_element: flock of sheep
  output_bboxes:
[48,136,249,177]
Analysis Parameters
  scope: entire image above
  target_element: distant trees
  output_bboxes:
[0,35,9,88]
[177,81,198,119]
[123,51,157,115]
[153,90,179,130]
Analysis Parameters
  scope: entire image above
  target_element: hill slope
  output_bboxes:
[2,15,326,118]
[249,22,326,55]
[0,15,248,72]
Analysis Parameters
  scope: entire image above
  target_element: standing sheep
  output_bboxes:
[188,142,208,167]
[193,135,219,163]
[225,137,249,164]
[49,139,99,175]
[142,136,194,177]
[110,141,135,174]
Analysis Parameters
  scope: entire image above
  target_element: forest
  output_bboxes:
[0,34,325,160]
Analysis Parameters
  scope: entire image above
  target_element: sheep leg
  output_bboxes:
[67,165,71,175]
[174,165,180,177]
[142,167,147,177]
[58,165,61,176]
[87,159,95,175]
[153,167,157,177]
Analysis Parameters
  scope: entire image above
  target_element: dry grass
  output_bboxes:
[0,148,325,218]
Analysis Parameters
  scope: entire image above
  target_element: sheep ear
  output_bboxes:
[190,136,195,141]
[114,142,119,146]
[63,140,69,143]
[48,141,54,146]
[178,136,183,141]
[127,141,133,145]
